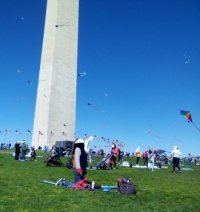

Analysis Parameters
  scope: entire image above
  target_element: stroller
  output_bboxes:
[96,153,113,170]
[44,153,64,166]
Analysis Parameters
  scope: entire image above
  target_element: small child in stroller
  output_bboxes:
[30,147,36,161]
[45,152,64,166]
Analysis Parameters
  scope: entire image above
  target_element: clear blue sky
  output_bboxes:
[0,0,200,156]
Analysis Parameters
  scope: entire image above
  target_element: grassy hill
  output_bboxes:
[0,150,200,212]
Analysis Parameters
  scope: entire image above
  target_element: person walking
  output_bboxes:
[135,146,141,166]
[171,146,182,173]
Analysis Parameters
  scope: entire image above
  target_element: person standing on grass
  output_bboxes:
[171,146,182,173]
[72,138,87,183]
[143,148,149,167]
[109,143,119,169]
[188,153,192,167]
[14,141,21,160]
[118,146,124,164]
[84,136,94,169]
[43,145,48,156]
[135,146,141,166]
[149,149,155,171]
[21,140,28,161]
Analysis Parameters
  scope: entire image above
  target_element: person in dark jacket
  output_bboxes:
[72,138,88,183]
[14,141,21,160]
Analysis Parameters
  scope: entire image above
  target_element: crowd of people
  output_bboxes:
[6,136,196,184]
[14,140,36,161]
[1,142,12,150]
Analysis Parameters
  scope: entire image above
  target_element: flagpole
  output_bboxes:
[38,133,40,149]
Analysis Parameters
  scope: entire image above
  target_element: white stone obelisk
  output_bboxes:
[32,0,79,149]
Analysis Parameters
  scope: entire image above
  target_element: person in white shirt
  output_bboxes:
[171,146,182,173]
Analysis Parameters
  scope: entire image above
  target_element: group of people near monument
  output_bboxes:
[14,140,36,161]
[57,136,184,184]
[13,134,191,185]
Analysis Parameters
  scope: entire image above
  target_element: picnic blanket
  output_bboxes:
[40,179,117,192]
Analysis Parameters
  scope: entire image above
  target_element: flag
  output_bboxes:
[27,130,31,134]
[93,135,98,139]
[39,131,43,135]
[50,131,54,136]
[15,130,21,135]
[62,132,67,136]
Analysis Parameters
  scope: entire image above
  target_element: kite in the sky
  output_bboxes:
[78,72,86,77]
[87,103,105,112]
[104,91,108,97]
[55,22,70,28]
[184,51,191,64]
[17,69,22,73]
[180,110,200,132]
[147,129,162,139]
[27,80,32,84]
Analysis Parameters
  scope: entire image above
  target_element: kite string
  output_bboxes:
[159,116,182,138]
[192,122,200,132]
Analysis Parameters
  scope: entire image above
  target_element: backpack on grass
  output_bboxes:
[117,177,136,194]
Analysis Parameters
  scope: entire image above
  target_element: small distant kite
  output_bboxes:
[180,110,200,132]
[184,51,191,64]
[78,72,86,77]
[147,129,162,139]
[104,91,108,97]
[87,103,105,112]
[55,22,70,28]
[175,136,181,141]
[17,69,22,73]
[27,80,32,84]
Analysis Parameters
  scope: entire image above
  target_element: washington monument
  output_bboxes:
[32,0,79,148]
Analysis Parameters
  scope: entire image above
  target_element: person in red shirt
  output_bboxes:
[143,148,149,167]
[109,143,119,169]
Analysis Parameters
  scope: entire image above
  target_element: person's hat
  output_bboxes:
[74,138,84,144]
[111,143,116,148]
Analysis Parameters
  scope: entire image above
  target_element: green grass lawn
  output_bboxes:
[0,150,200,212]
